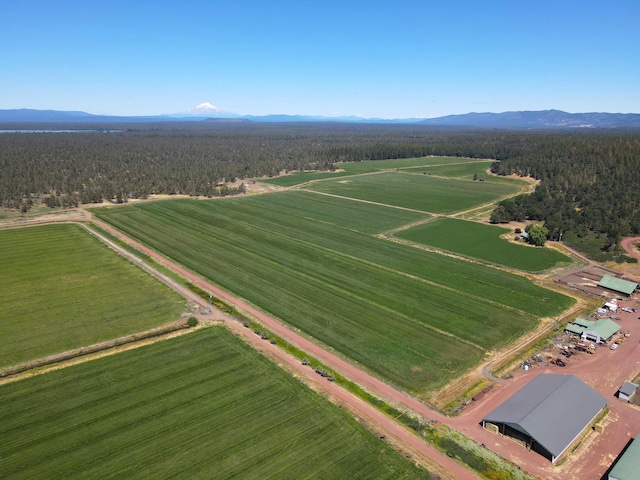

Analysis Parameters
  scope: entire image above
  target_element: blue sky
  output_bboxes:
[1,1,638,118]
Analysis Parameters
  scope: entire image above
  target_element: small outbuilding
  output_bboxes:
[618,382,638,402]
[609,436,640,480]
[599,275,638,297]
[483,374,607,463]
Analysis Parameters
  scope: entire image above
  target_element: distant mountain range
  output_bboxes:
[417,110,640,128]
[1,107,640,129]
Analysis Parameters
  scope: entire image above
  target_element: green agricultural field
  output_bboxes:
[396,218,572,272]
[306,172,520,213]
[403,161,495,179]
[260,170,351,186]
[241,190,430,234]
[94,195,573,393]
[0,224,185,367]
[0,327,429,479]
[260,156,493,187]
[337,156,489,174]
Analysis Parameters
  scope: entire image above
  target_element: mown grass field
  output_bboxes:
[94,194,573,392]
[0,224,185,367]
[261,156,494,187]
[0,327,429,479]
[396,218,572,272]
[403,161,495,179]
[306,172,520,213]
[241,190,430,234]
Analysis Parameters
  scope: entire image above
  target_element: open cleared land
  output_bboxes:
[402,161,495,179]
[306,172,520,213]
[0,327,429,479]
[0,224,185,367]
[261,156,495,187]
[396,218,572,272]
[241,190,430,234]
[93,194,573,393]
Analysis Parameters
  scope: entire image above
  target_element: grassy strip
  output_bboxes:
[423,425,535,480]
[0,320,192,378]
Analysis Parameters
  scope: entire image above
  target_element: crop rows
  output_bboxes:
[239,190,430,234]
[306,171,520,213]
[0,224,185,367]
[0,328,428,479]
[95,195,572,392]
[262,156,494,187]
[402,161,496,179]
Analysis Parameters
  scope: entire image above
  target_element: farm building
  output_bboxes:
[599,275,638,297]
[482,374,607,463]
[618,382,638,402]
[564,317,620,344]
[609,436,640,480]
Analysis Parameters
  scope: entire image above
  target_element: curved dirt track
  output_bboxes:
[621,236,640,261]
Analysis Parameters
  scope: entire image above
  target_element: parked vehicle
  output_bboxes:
[551,358,566,367]
[610,343,618,350]
[574,343,595,354]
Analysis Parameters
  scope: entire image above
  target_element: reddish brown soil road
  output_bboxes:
[87,216,479,480]
[87,214,640,480]
[621,236,640,261]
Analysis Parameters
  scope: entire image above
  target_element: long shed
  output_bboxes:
[609,436,640,480]
[599,275,638,296]
[483,374,607,463]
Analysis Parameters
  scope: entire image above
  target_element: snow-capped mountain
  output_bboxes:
[187,102,220,114]
[173,102,239,118]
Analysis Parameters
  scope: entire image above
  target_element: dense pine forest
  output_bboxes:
[1,122,639,260]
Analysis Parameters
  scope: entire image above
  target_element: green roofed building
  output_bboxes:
[599,275,638,296]
[564,318,620,344]
[609,436,640,480]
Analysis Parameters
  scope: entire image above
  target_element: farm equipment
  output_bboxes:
[574,343,595,354]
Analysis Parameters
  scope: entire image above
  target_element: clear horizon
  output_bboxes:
[2,1,639,118]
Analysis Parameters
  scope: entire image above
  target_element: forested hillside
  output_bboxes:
[489,132,640,260]
[2,122,639,260]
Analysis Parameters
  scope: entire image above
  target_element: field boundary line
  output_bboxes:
[298,188,434,214]
[0,320,215,385]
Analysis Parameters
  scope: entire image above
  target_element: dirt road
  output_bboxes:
[80,214,640,479]
[84,216,479,480]
[621,236,640,261]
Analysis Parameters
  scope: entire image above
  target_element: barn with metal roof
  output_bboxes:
[609,436,640,480]
[482,374,607,463]
[599,275,638,296]
[564,317,620,344]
